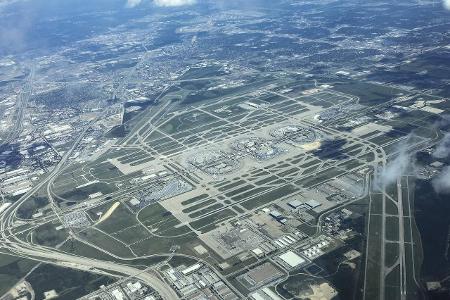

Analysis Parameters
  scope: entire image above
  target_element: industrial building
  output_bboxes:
[277,251,306,269]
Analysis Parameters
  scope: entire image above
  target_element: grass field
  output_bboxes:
[386,199,398,215]
[112,225,150,245]
[333,82,404,105]
[181,193,209,206]
[79,228,134,258]
[129,233,198,257]
[138,203,192,237]
[385,217,399,241]
[190,209,237,232]
[93,203,139,234]
[364,213,382,300]
[33,223,68,247]
[182,199,216,214]
[0,253,37,296]
[241,184,298,210]
[385,242,399,268]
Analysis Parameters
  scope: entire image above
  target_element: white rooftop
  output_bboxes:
[182,263,202,275]
[129,198,140,206]
[279,251,305,268]
[306,199,321,209]
[288,199,302,208]
[252,248,264,256]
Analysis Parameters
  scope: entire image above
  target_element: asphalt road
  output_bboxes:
[0,113,180,299]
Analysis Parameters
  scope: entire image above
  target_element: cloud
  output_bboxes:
[375,136,416,188]
[0,0,25,12]
[125,0,197,8]
[154,0,197,7]
[0,27,27,54]
[126,0,142,8]
[434,114,450,129]
[444,0,450,11]
[433,133,450,159]
[432,166,450,194]
[432,114,450,158]
[0,0,34,55]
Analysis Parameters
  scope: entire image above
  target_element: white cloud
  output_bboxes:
[375,136,417,188]
[0,0,26,12]
[378,147,413,187]
[154,0,197,7]
[444,0,450,10]
[432,166,450,194]
[433,133,450,159]
[125,0,196,8]
[126,0,142,8]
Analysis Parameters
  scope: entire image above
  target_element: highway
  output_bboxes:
[0,64,181,296]
[1,66,34,145]
[0,71,437,300]
[0,111,180,299]
[3,242,178,300]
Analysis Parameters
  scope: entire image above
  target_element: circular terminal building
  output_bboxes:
[317,104,364,122]
[187,150,240,176]
[231,137,283,160]
[270,125,318,144]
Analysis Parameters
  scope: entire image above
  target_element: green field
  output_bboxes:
[0,254,37,296]
[364,213,382,300]
[190,209,237,232]
[385,217,399,241]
